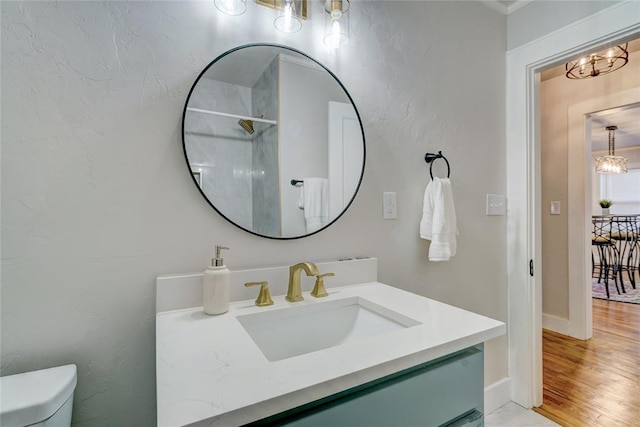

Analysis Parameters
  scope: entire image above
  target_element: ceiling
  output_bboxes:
[481,0,533,15]
[201,46,320,89]
[538,38,640,152]
[202,47,280,88]
[591,103,640,151]
[540,39,640,81]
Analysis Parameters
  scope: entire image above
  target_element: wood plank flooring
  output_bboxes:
[533,298,640,426]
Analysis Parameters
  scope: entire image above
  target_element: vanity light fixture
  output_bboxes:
[565,43,629,79]
[323,0,350,48]
[273,0,303,33]
[595,126,629,174]
[255,0,307,33]
[214,1,350,48]
[214,0,247,16]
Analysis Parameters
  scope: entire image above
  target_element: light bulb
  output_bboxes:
[284,4,292,31]
[324,16,348,47]
[274,0,302,33]
[324,20,341,48]
[214,0,246,16]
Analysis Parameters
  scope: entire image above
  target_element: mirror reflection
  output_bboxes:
[182,44,365,239]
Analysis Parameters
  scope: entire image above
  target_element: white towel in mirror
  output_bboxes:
[301,178,329,233]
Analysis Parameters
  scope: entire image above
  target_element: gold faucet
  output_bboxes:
[244,281,274,307]
[286,262,319,302]
[311,272,334,298]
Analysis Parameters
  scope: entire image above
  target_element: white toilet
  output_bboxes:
[0,364,77,427]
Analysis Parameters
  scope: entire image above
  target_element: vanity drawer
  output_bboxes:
[250,345,484,427]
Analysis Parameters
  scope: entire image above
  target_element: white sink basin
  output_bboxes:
[236,296,421,362]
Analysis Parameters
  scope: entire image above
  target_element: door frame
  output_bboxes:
[567,89,640,341]
[506,2,640,408]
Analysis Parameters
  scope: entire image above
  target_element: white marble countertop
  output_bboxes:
[156,282,506,427]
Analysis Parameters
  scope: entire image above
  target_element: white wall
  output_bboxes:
[0,1,507,425]
[507,0,621,50]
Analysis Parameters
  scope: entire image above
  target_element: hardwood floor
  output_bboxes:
[533,298,640,426]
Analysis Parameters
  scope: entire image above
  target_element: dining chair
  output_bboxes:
[610,215,640,290]
[592,216,620,298]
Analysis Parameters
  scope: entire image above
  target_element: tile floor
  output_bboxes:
[486,402,560,426]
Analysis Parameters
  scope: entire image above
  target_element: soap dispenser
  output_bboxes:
[203,245,230,315]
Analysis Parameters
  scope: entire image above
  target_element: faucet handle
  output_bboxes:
[311,273,334,298]
[245,281,274,307]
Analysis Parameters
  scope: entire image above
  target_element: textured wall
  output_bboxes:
[1,1,507,425]
[507,0,621,50]
[540,51,640,320]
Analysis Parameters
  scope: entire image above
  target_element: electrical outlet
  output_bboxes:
[550,201,561,215]
[383,192,397,219]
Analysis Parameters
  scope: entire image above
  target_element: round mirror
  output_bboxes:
[182,44,365,239]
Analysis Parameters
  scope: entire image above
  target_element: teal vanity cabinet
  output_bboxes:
[249,345,484,427]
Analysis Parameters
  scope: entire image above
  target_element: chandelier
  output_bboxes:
[565,43,629,79]
[595,126,628,174]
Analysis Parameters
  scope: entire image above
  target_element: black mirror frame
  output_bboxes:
[181,43,366,240]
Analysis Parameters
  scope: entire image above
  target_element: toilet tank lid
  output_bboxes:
[0,364,77,426]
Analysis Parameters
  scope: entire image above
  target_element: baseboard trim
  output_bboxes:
[484,377,511,415]
[542,313,569,335]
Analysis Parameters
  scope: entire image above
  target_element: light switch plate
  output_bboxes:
[550,201,561,215]
[486,194,506,216]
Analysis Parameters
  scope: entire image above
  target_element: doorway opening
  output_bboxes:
[538,43,640,342]
[537,56,640,422]
[506,0,640,411]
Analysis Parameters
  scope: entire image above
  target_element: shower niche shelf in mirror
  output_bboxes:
[182,44,365,239]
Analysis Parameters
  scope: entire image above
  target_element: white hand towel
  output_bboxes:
[298,186,305,210]
[420,177,458,261]
[302,178,329,233]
